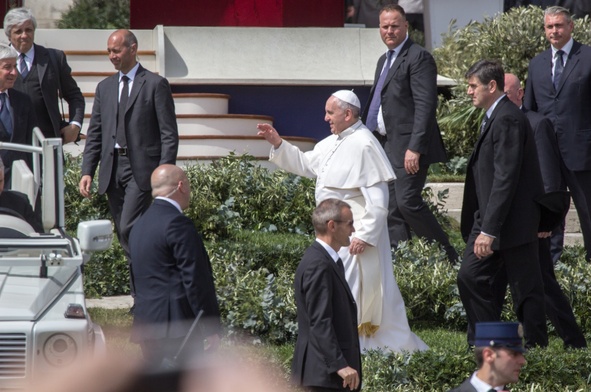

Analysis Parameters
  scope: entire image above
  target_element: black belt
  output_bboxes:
[116,147,128,156]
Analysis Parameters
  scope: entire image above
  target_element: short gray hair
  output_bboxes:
[3,7,36,39]
[333,97,360,118]
[0,43,18,62]
[544,6,572,23]
[312,198,351,235]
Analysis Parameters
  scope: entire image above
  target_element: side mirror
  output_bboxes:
[77,220,113,252]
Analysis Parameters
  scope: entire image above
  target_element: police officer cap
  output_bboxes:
[475,322,525,353]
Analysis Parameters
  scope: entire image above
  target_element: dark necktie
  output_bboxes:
[366,49,394,132]
[480,115,488,134]
[19,53,28,79]
[0,92,13,137]
[116,75,129,148]
[336,258,346,280]
[553,49,564,90]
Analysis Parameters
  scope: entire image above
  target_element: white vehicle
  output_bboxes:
[0,128,112,389]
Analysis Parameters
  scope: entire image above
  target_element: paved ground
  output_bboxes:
[86,295,133,309]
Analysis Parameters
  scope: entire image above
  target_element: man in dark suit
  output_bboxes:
[0,43,37,188]
[4,7,84,143]
[449,322,527,392]
[129,164,220,365]
[79,29,178,294]
[524,6,591,262]
[361,4,458,263]
[458,60,547,348]
[0,157,42,233]
[292,198,361,392]
[504,73,586,349]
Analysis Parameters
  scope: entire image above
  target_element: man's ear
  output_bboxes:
[482,347,496,363]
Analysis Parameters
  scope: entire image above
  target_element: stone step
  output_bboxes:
[81,92,230,115]
[426,182,584,244]
[64,50,157,73]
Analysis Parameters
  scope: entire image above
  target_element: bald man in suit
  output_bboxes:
[79,29,178,295]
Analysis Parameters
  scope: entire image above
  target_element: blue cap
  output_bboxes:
[474,322,525,353]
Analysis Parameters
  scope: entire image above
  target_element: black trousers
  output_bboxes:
[458,233,547,348]
[106,154,152,295]
[388,165,458,262]
[494,238,586,348]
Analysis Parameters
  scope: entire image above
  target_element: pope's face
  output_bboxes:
[324,96,348,135]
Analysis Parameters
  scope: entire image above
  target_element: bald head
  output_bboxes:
[151,164,191,210]
[504,73,524,107]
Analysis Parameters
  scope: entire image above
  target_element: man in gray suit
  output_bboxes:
[449,322,527,392]
[361,4,457,262]
[4,7,84,143]
[79,29,178,295]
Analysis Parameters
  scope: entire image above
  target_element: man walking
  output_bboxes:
[292,198,361,392]
[362,4,457,263]
[79,29,178,295]
[458,60,547,348]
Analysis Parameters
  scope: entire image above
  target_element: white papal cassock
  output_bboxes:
[269,120,428,353]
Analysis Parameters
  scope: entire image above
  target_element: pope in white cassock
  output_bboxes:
[257,90,427,353]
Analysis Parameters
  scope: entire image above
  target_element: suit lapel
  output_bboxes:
[127,65,146,112]
[311,242,355,303]
[556,41,581,94]
[383,39,413,87]
[34,44,49,83]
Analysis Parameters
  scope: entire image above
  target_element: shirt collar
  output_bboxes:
[470,372,504,392]
[486,94,506,119]
[315,238,340,262]
[552,37,573,56]
[120,62,140,82]
[155,196,182,213]
[389,33,409,56]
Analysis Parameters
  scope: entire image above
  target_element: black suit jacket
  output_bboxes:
[524,40,591,171]
[523,108,562,193]
[0,190,43,232]
[0,89,37,187]
[81,64,179,193]
[362,39,447,168]
[13,44,85,138]
[461,97,544,250]
[292,241,361,391]
[129,199,221,343]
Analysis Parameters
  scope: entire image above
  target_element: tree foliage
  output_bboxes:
[57,0,130,29]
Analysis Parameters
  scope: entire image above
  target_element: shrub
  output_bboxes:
[57,0,130,29]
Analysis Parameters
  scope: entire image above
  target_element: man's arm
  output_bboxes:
[169,215,221,343]
[349,182,389,255]
[407,49,439,156]
[54,49,85,143]
[154,77,179,165]
[79,84,103,197]
[480,115,526,237]
[523,65,538,112]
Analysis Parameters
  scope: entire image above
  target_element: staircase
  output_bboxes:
[59,48,316,164]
